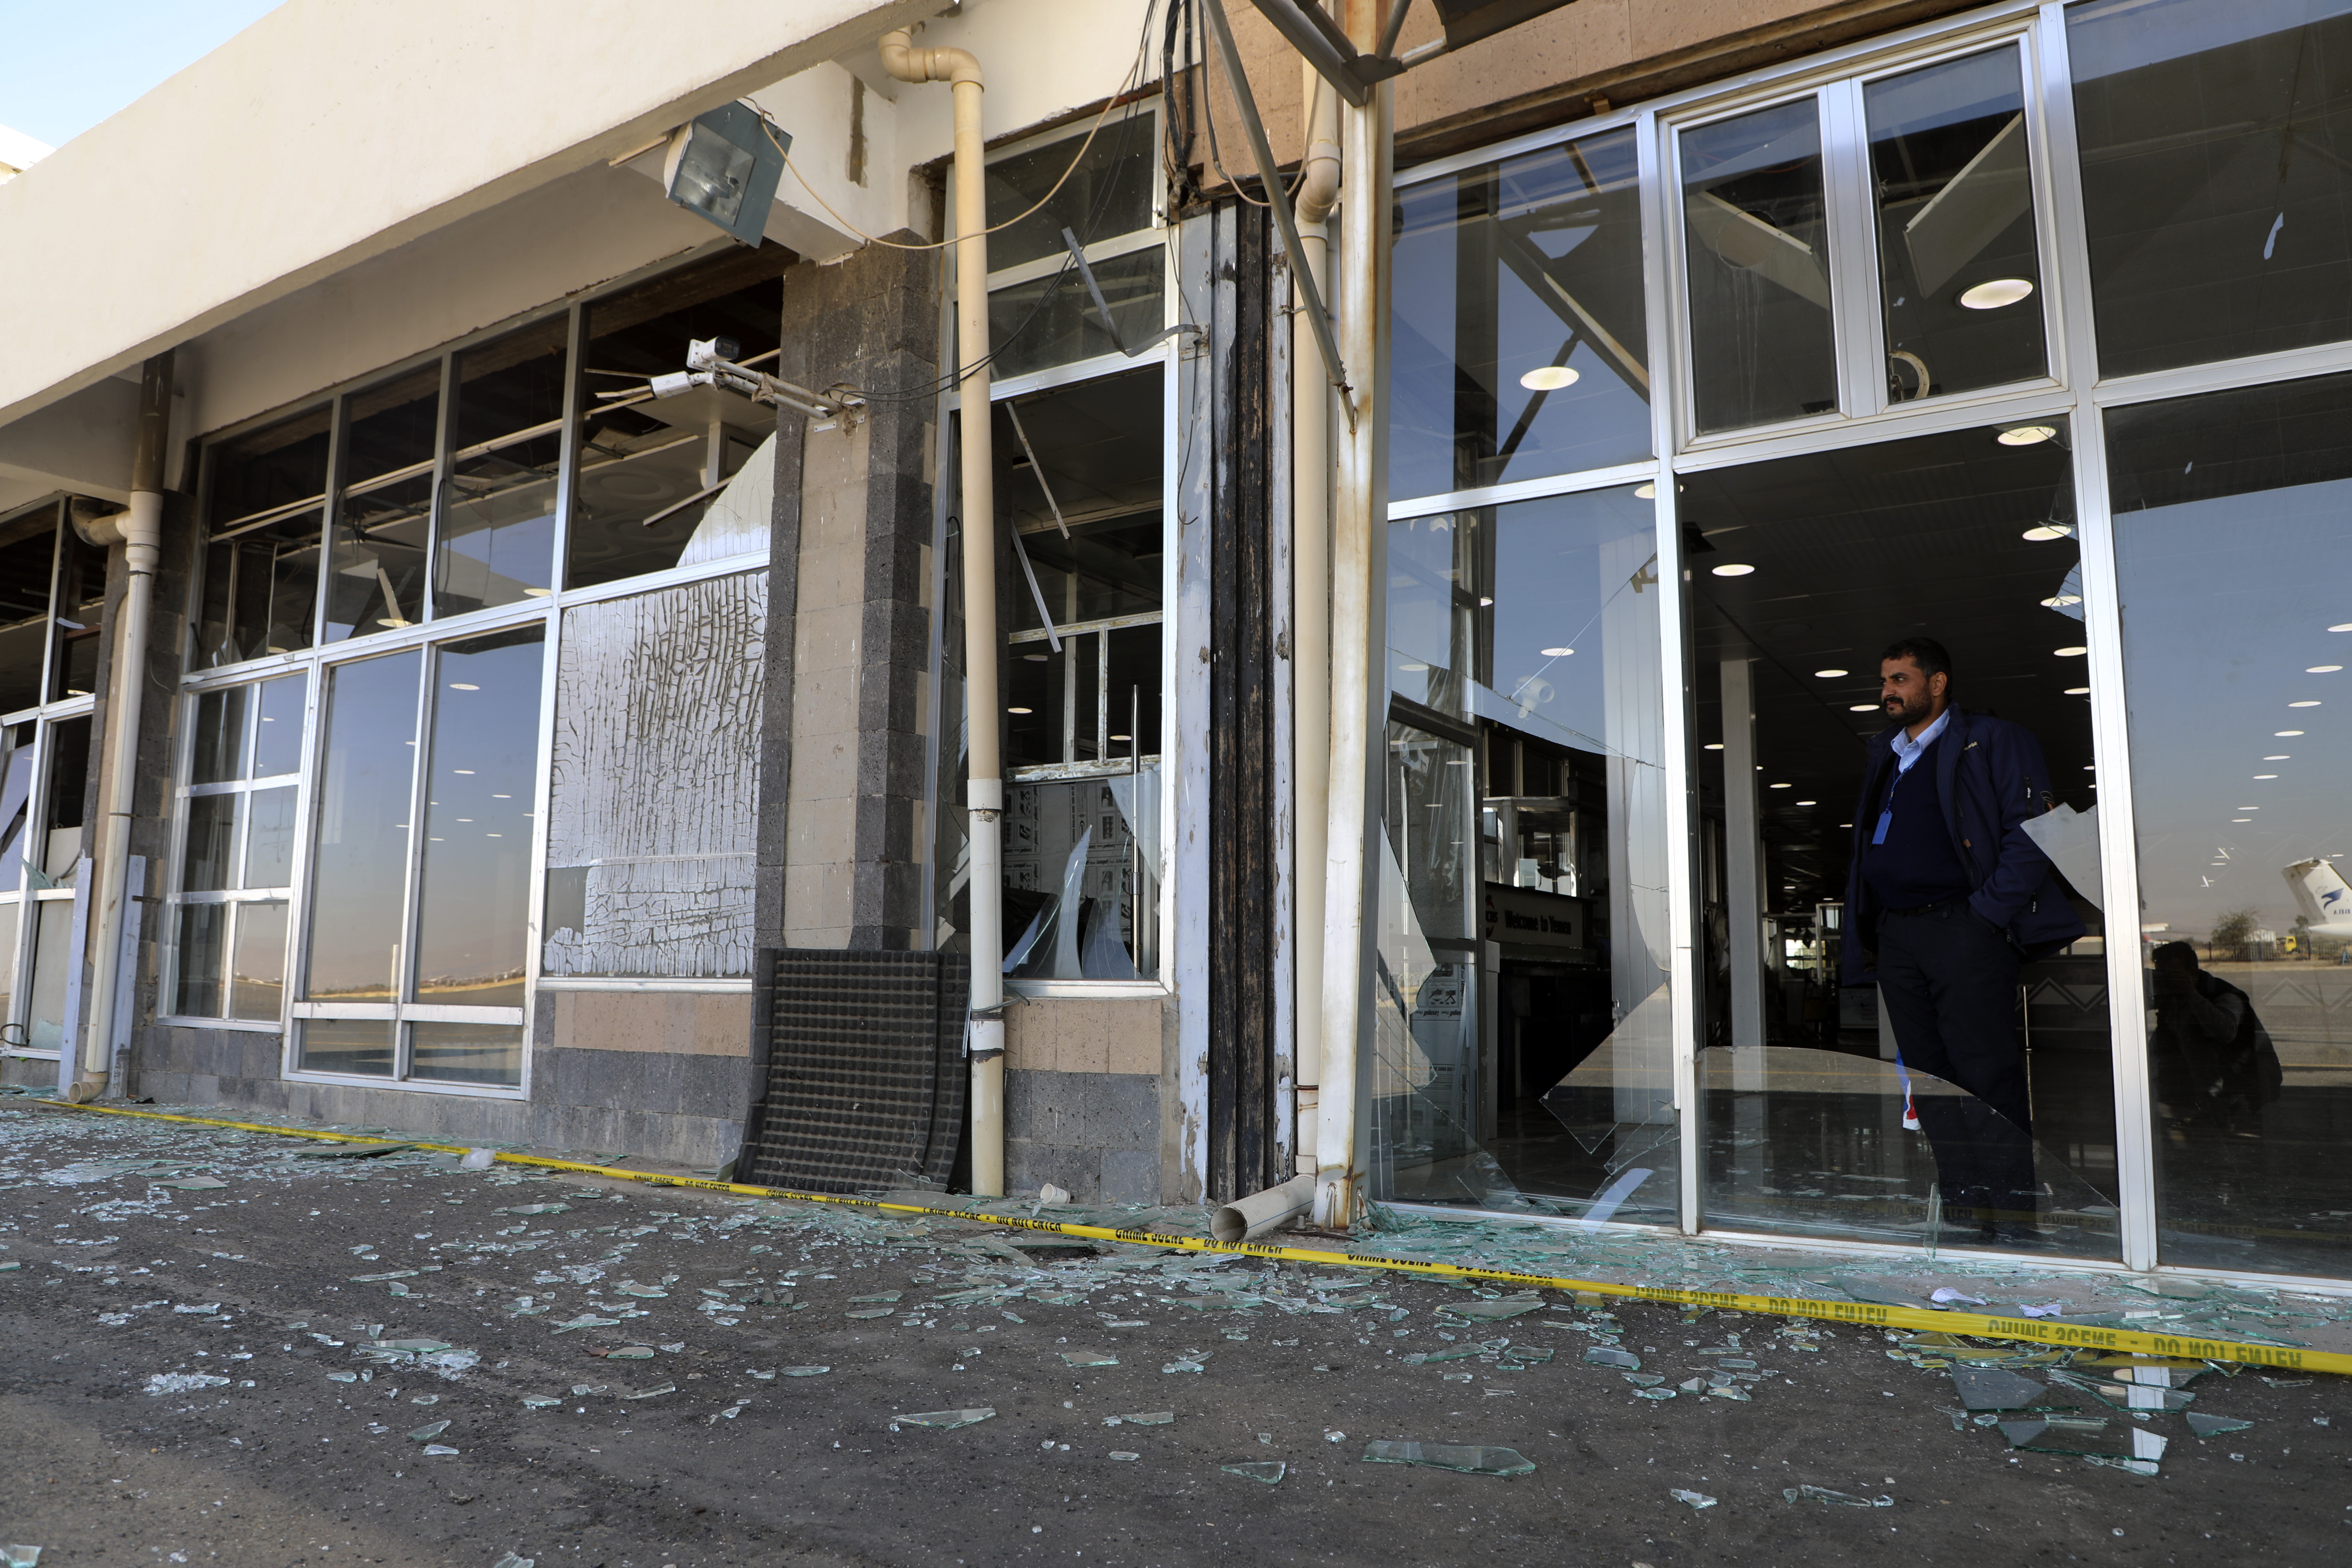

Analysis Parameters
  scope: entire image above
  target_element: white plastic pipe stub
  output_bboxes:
[1209,1173,1318,1244]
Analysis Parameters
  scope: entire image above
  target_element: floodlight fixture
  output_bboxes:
[663,102,787,246]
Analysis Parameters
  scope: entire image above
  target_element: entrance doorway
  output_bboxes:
[1685,418,2120,1258]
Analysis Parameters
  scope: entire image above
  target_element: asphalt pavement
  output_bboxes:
[2,1100,2347,1567]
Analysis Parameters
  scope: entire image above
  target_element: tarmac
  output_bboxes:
[4,1093,2349,1566]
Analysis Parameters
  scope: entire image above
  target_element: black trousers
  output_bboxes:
[1876,903,2038,1227]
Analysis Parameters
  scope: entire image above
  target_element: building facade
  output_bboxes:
[2,0,2350,1291]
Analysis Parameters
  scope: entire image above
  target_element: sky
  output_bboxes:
[0,1,283,150]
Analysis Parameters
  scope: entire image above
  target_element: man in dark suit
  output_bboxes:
[1839,637,2086,1241]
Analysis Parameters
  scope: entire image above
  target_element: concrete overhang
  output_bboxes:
[0,0,933,434]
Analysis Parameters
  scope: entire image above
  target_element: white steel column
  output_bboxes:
[1720,656,1769,1056]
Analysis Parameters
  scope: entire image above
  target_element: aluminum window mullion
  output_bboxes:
[518,591,560,1095]
[2034,4,2100,394]
[1821,80,1885,420]
[421,351,455,625]
[315,393,347,653]
[548,302,584,609]
[1640,103,1706,1239]
[392,648,434,1078]
[2068,409,2157,1271]
[35,502,62,709]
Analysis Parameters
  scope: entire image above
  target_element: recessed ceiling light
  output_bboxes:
[2065,686,2090,696]
[524,587,553,598]
[2021,523,2072,541]
[2254,774,2279,779]
[2084,765,2097,771]
[1961,278,2036,310]
[2264,755,2291,761]
[1634,483,1656,499]
[1769,782,1792,789]
[1712,563,1756,577]
[1023,653,1049,662]
[1849,703,1878,712]
[2238,806,2261,811]
[2054,646,2087,657]
[2233,818,2252,823]
[1479,596,1494,607]
[2278,729,2306,736]
[2331,623,2352,632]
[2290,700,2323,708]
[1006,706,1034,715]
[1796,799,1816,806]
[1540,646,1574,657]
[1519,365,1580,392]
[2041,593,2082,609]
[2000,425,2059,447]
[1840,822,1853,828]
[1703,743,1724,751]
[447,682,480,691]
[1814,668,1849,678]
[2308,664,2344,673]
[1110,733,1131,742]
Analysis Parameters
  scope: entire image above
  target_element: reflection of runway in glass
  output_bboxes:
[1696,1046,2118,1256]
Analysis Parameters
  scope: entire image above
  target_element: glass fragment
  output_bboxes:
[1220,1461,1286,1484]
[1362,1441,1536,1477]
[895,1408,997,1429]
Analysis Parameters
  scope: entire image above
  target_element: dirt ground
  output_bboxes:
[2,1101,2347,1567]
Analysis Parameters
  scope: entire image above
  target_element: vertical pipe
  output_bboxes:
[1291,63,1341,1175]
[69,349,173,1101]
[950,71,1005,1199]
[880,30,1002,1196]
[1313,1,1393,1228]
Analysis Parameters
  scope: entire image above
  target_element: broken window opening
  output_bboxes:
[992,366,1165,983]
[568,247,786,591]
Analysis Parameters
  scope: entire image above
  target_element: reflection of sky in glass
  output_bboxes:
[2118,479,2352,937]
[1490,489,1657,763]
[1391,131,1650,502]
[414,631,544,1002]
[304,652,419,998]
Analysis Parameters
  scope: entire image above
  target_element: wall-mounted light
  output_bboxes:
[664,103,788,246]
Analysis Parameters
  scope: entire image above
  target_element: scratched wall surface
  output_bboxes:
[543,569,765,976]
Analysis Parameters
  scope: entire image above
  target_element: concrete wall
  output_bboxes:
[766,242,940,953]
[1003,996,1180,1204]
[125,991,752,1170]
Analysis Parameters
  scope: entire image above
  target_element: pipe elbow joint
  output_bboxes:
[1297,139,1342,228]
[878,29,982,89]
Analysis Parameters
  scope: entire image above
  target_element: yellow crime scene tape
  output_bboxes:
[25,1097,2352,1377]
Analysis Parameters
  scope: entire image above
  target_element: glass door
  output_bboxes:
[1683,419,2120,1257]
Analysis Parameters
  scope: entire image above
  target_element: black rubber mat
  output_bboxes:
[737,948,968,1194]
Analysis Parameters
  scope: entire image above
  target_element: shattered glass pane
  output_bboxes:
[1998,1418,2168,1464]
[1784,1485,1896,1507]
[2185,1412,2254,1437]
[1703,1048,2121,1258]
[1361,1442,1536,1477]
[1671,1489,1717,1510]
[1370,492,1679,1231]
[1220,1461,1286,1484]
[894,1408,996,1429]
[1950,1368,2083,1411]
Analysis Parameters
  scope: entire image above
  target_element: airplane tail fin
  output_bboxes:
[2283,858,2352,926]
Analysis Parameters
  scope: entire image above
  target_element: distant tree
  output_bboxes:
[2208,908,2260,962]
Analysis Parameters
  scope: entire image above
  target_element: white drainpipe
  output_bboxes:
[1291,65,1341,1174]
[66,350,173,1103]
[1315,3,1393,1229]
[880,27,1006,1197]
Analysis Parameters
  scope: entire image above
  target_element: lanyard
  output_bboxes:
[1871,747,1926,846]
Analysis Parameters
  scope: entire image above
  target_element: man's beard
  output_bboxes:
[1885,690,1933,727]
